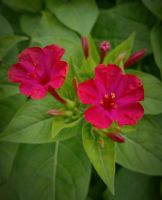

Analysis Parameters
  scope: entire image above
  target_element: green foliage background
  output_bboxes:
[0,0,162,199]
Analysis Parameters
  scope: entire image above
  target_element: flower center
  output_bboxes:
[99,92,117,110]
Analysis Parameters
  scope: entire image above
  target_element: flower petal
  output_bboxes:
[113,102,144,126]
[116,74,144,103]
[77,79,100,105]
[18,47,45,77]
[48,61,68,89]
[8,63,31,83]
[85,106,112,129]
[20,81,47,99]
[95,64,122,94]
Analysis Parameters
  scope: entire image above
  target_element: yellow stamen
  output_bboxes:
[104,94,109,99]
[111,92,116,99]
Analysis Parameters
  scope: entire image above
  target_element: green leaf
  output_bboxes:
[51,117,83,141]
[127,69,162,114]
[113,2,155,26]
[116,117,162,175]
[2,0,43,12]
[103,33,135,64]
[103,168,161,200]
[46,0,99,36]
[0,14,13,36]
[79,56,97,80]
[20,12,83,66]
[20,12,79,40]
[82,124,115,194]
[0,142,19,184]
[92,4,152,53]
[142,0,162,20]
[0,95,60,143]
[88,35,100,64]
[0,178,20,200]
[13,136,91,200]
[150,23,162,77]
[0,35,27,60]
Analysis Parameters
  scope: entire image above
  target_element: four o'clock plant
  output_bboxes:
[1,32,161,196]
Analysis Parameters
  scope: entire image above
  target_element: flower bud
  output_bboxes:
[124,49,147,68]
[107,132,125,143]
[48,109,65,116]
[99,41,111,63]
[81,36,89,59]
[73,77,78,92]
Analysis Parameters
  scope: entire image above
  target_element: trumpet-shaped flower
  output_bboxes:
[77,64,144,129]
[8,45,68,99]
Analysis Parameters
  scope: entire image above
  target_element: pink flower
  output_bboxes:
[77,64,144,129]
[8,45,68,99]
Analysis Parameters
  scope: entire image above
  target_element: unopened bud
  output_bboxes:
[73,77,78,92]
[107,132,125,143]
[114,52,127,65]
[124,49,147,68]
[81,36,89,59]
[99,138,105,148]
[48,109,73,117]
[99,41,111,63]
[48,109,65,116]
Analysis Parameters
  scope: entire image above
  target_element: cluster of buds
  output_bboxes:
[81,36,146,67]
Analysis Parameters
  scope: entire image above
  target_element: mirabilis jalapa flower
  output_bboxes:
[8,45,68,100]
[77,64,144,129]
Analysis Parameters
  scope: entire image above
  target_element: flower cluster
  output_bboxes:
[8,41,145,142]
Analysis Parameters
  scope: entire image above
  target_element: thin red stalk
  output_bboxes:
[48,86,66,104]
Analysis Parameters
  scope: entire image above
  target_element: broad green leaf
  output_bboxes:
[20,12,83,65]
[20,12,79,40]
[13,136,91,200]
[142,0,162,20]
[116,117,162,175]
[51,117,83,141]
[0,178,20,200]
[150,23,162,77]
[103,33,135,64]
[0,35,27,60]
[127,69,162,114]
[92,5,152,53]
[114,2,155,26]
[0,95,61,143]
[103,168,161,200]
[2,0,43,12]
[0,142,19,184]
[0,14,13,36]
[46,0,99,36]
[82,124,115,194]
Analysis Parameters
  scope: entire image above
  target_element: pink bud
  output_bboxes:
[124,49,147,68]
[81,36,89,59]
[99,41,111,63]
[107,132,125,143]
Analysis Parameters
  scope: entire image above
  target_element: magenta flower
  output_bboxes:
[8,45,68,99]
[77,64,144,129]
